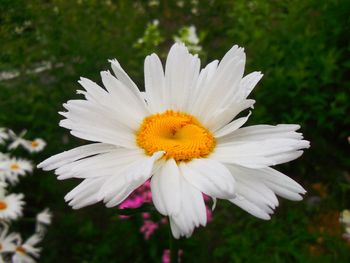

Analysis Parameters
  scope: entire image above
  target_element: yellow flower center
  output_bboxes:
[0,201,7,210]
[31,140,39,148]
[10,163,19,170]
[16,246,26,254]
[136,110,215,162]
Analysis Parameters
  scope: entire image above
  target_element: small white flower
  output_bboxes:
[0,190,25,221]
[0,128,9,145]
[0,223,20,255]
[35,208,52,234]
[7,130,46,153]
[0,158,33,185]
[39,43,310,238]
[7,130,27,151]
[12,233,42,263]
[22,139,46,153]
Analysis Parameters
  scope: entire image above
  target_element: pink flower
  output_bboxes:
[140,220,158,240]
[162,249,170,263]
[162,249,183,263]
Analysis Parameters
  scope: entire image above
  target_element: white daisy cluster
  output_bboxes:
[39,43,309,239]
[174,25,202,54]
[0,127,51,262]
[0,129,40,186]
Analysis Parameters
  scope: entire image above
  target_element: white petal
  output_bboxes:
[55,148,144,180]
[188,60,219,116]
[227,164,305,211]
[98,151,164,207]
[218,124,304,144]
[180,158,236,199]
[212,137,310,168]
[169,173,207,238]
[65,176,107,209]
[100,71,149,117]
[77,77,143,130]
[144,54,166,113]
[214,111,251,137]
[151,159,181,216]
[38,143,116,170]
[109,59,148,109]
[239,71,263,98]
[204,99,255,131]
[230,195,271,220]
[164,43,200,111]
[191,46,246,123]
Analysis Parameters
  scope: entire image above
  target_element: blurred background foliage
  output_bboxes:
[0,0,349,262]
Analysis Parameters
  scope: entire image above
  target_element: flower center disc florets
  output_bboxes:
[137,110,215,162]
[0,201,7,210]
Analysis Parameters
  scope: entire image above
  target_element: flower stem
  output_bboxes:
[169,226,178,263]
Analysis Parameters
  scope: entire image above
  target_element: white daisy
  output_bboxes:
[7,130,45,153]
[0,128,9,145]
[0,188,25,221]
[38,43,310,238]
[12,233,42,263]
[0,158,33,184]
[0,223,20,255]
[7,130,27,151]
[21,139,46,153]
[35,208,52,234]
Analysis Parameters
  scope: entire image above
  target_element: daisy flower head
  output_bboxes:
[22,139,46,153]
[0,158,33,185]
[12,233,42,263]
[0,190,25,221]
[7,130,27,151]
[7,130,46,153]
[0,223,20,256]
[38,43,310,238]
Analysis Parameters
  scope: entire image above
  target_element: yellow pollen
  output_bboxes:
[0,201,6,210]
[16,246,26,254]
[136,110,215,162]
[31,140,39,148]
[10,163,19,170]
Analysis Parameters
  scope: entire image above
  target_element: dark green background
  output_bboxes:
[1,0,349,262]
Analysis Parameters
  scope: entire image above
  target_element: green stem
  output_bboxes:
[169,226,178,263]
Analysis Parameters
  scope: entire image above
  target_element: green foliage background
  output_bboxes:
[0,0,349,262]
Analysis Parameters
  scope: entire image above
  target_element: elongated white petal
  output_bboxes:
[226,164,306,219]
[65,177,108,209]
[164,43,200,111]
[100,70,149,117]
[109,59,148,109]
[151,159,181,216]
[169,172,207,238]
[214,111,251,137]
[77,77,144,130]
[180,158,235,199]
[38,143,116,170]
[212,135,310,168]
[218,124,304,144]
[230,196,271,220]
[98,152,164,207]
[55,149,144,180]
[144,54,166,113]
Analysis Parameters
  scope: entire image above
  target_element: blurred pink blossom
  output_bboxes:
[140,220,158,240]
